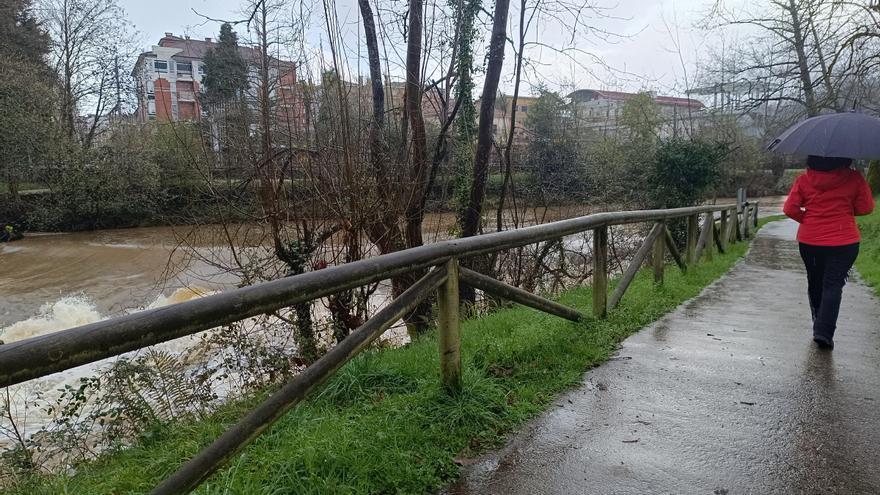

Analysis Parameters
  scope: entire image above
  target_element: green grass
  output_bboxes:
[856,205,880,294]
[10,223,775,495]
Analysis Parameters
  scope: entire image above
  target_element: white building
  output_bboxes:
[568,89,706,138]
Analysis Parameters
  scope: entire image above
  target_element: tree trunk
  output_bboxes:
[461,0,511,239]
[497,0,528,233]
[458,0,511,304]
[357,0,387,177]
[787,0,818,116]
[402,0,433,334]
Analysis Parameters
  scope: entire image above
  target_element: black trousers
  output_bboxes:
[798,242,860,341]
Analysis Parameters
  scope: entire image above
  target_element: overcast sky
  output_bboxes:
[120,0,742,97]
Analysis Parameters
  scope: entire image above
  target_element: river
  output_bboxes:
[0,205,608,340]
[0,199,787,342]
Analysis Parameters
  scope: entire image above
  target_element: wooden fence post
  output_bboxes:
[437,258,461,392]
[719,209,729,252]
[653,224,665,284]
[743,204,751,238]
[593,226,608,319]
[735,190,744,241]
[686,214,699,265]
[728,207,737,244]
[704,212,715,261]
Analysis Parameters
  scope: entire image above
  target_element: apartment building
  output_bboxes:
[568,89,705,138]
[132,32,303,134]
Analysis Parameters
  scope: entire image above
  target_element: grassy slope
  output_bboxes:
[12,221,777,495]
[856,206,880,292]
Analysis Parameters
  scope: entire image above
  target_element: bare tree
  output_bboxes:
[708,0,872,120]
[44,0,136,148]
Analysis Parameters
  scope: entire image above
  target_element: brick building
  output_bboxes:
[132,32,303,134]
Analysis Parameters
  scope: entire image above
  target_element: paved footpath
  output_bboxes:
[445,220,880,495]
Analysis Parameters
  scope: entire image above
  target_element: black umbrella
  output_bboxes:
[766,112,880,159]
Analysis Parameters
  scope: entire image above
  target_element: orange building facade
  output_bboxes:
[132,32,304,136]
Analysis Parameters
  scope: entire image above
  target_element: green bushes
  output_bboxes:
[856,207,880,294]
[649,139,724,209]
[867,160,880,196]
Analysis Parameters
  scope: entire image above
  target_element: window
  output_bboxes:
[147,100,156,115]
[154,60,168,73]
[177,62,193,74]
[519,105,529,112]
[197,63,205,75]
[146,80,154,94]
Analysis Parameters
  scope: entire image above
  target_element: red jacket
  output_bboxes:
[783,168,875,246]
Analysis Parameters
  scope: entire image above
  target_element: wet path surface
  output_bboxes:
[445,220,880,495]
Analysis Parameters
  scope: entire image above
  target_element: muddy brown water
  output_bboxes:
[0,205,609,340]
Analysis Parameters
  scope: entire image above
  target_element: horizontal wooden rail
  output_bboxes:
[0,204,736,387]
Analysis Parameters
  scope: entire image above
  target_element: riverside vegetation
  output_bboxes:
[857,206,880,293]
[8,219,781,494]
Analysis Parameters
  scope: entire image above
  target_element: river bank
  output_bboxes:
[5,217,777,494]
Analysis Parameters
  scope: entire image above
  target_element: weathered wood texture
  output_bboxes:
[608,222,666,310]
[149,267,448,495]
[458,267,582,322]
[713,222,725,254]
[686,214,699,264]
[719,210,729,252]
[704,212,716,260]
[664,228,686,272]
[653,224,665,284]
[743,204,752,238]
[437,259,461,392]
[694,213,712,262]
[593,226,609,318]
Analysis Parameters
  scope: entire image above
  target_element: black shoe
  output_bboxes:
[813,335,834,349]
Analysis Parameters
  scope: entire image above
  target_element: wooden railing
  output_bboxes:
[0,201,759,494]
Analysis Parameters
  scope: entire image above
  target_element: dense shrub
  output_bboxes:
[868,160,880,196]
[649,139,724,208]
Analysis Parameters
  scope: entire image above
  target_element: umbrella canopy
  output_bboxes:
[766,112,880,160]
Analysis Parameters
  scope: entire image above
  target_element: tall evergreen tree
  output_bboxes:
[201,23,249,105]
[0,0,62,200]
[0,0,51,61]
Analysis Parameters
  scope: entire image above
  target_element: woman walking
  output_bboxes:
[783,155,875,349]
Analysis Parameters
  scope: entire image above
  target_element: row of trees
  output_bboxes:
[703,0,880,125]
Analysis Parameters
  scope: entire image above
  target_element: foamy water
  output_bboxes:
[0,287,211,343]
[1,297,103,343]
[0,288,216,449]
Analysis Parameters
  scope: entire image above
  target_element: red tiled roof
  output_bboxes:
[157,35,293,68]
[570,89,704,109]
[653,95,704,108]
